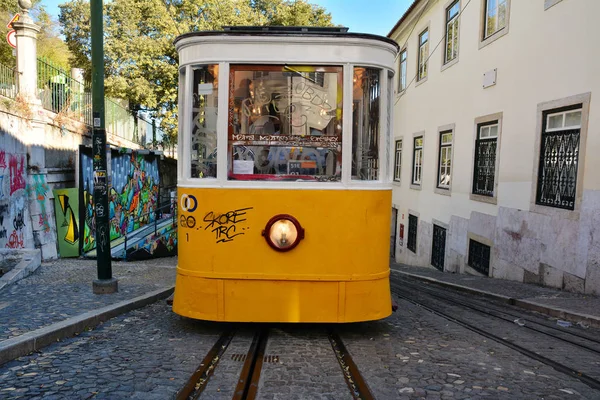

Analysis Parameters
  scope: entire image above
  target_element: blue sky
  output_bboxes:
[39,0,413,37]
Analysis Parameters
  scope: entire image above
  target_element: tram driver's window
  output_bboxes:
[352,67,381,181]
[227,65,343,182]
[190,64,219,179]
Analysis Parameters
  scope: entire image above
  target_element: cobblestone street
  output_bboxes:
[1,273,599,399]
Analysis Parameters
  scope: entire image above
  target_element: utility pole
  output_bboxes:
[91,0,117,294]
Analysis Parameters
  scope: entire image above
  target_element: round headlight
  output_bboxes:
[262,214,305,252]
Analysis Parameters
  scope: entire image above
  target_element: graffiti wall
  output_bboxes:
[80,148,160,252]
[125,224,177,260]
[53,188,80,257]
[0,131,32,250]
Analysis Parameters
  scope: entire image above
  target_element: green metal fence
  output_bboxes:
[0,63,17,99]
[36,58,168,149]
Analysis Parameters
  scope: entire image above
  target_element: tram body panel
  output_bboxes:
[174,187,392,322]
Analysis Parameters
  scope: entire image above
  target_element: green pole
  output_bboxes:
[91,0,117,294]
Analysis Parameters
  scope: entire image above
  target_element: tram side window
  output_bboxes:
[190,65,219,179]
[352,67,381,181]
[228,65,343,182]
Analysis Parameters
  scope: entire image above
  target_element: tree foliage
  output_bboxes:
[59,0,333,143]
[0,2,71,70]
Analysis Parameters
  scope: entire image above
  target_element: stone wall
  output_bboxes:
[396,191,600,295]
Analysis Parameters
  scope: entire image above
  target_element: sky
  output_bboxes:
[38,0,413,37]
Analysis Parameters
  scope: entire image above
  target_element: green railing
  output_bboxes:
[0,63,17,99]
[36,58,169,149]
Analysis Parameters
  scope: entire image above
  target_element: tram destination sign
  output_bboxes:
[231,134,340,149]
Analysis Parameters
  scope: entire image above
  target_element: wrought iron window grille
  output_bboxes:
[473,122,498,197]
[431,225,446,271]
[535,105,582,211]
[407,214,418,253]
[468,239,490,276]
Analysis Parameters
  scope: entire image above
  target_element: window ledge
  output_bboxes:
[415,75,428,87]
[529,202,580,221]
[435,187,451,196]
[393,181,402,187]
[544,0,563,10]
[441,56,459,72]
[410,183,422,191]
[479,27,509,50]
[470,193,497,205]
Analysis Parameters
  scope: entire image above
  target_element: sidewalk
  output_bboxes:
[0,257,176,365]
[391,263,600,328]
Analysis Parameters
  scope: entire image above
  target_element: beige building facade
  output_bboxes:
[388,0,600,294]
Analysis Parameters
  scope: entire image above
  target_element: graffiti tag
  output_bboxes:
[9,154,26,195]
[203,207,252,243]
[13,210,25,231]
[5,230,24,248]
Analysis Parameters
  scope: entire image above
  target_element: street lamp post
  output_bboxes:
[91,0,117,294]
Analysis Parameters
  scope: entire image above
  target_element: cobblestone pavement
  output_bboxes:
[0,257,176,341]
[341,297,600,399]
[391,264,600,317]
[255,325,349,400]
[1,273,600,399]
[0,302,224,399]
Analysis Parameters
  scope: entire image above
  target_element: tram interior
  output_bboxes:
[190,64,381,182]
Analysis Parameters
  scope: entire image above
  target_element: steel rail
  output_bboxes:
[232,329,269,400]
[393,278,600,352]
[393,287,600,391]
[328,330,375,400]
[176,329,235,400]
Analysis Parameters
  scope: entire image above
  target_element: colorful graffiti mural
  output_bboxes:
[81,149,160,252]
[125,224,177,260]
[53,188,80,257]
[29,174,51,234]
[0,144,29,250]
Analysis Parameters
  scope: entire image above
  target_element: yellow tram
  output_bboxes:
[173,26,399,323]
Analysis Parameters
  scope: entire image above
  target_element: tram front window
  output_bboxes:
[191,64,219,179]
[228,65,343,181]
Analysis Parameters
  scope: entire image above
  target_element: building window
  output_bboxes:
[398,49,407,92]
[407,214,418,253]
[417,29,429,82]
[437,131,452,189]
[484,0,507,39]
[445,1,460,63]
[394,139,402,182]
[473,122,498,196]
[468,239,490,275]
[536,105,582,210]
[431,225,446,271]
[412,136,423,185]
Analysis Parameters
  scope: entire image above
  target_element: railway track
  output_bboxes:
[391,277,600,391]
[176,325,373,400]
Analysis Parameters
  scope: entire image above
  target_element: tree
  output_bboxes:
[59,0,333,144]
[0,2,71,69]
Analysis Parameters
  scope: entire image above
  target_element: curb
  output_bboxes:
[0,285,175,366]
[390,269,600,329]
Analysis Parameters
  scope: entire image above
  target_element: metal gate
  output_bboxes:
[431,225,446,271]
[390,208,398,258]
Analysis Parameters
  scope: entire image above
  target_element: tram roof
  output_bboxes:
[174,26,399,50]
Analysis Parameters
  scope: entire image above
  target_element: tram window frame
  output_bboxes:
[227,64,344,182]
[352,66,382,181]
[189,64,219,180]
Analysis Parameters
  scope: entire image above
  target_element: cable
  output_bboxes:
[394,0,474,105]
[394,0,430,64]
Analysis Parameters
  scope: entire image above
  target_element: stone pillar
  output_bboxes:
[12,0,41,104]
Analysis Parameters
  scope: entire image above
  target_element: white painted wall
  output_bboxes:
[389,0,600,294]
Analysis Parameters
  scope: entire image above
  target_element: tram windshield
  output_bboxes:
[228,65,343,182]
